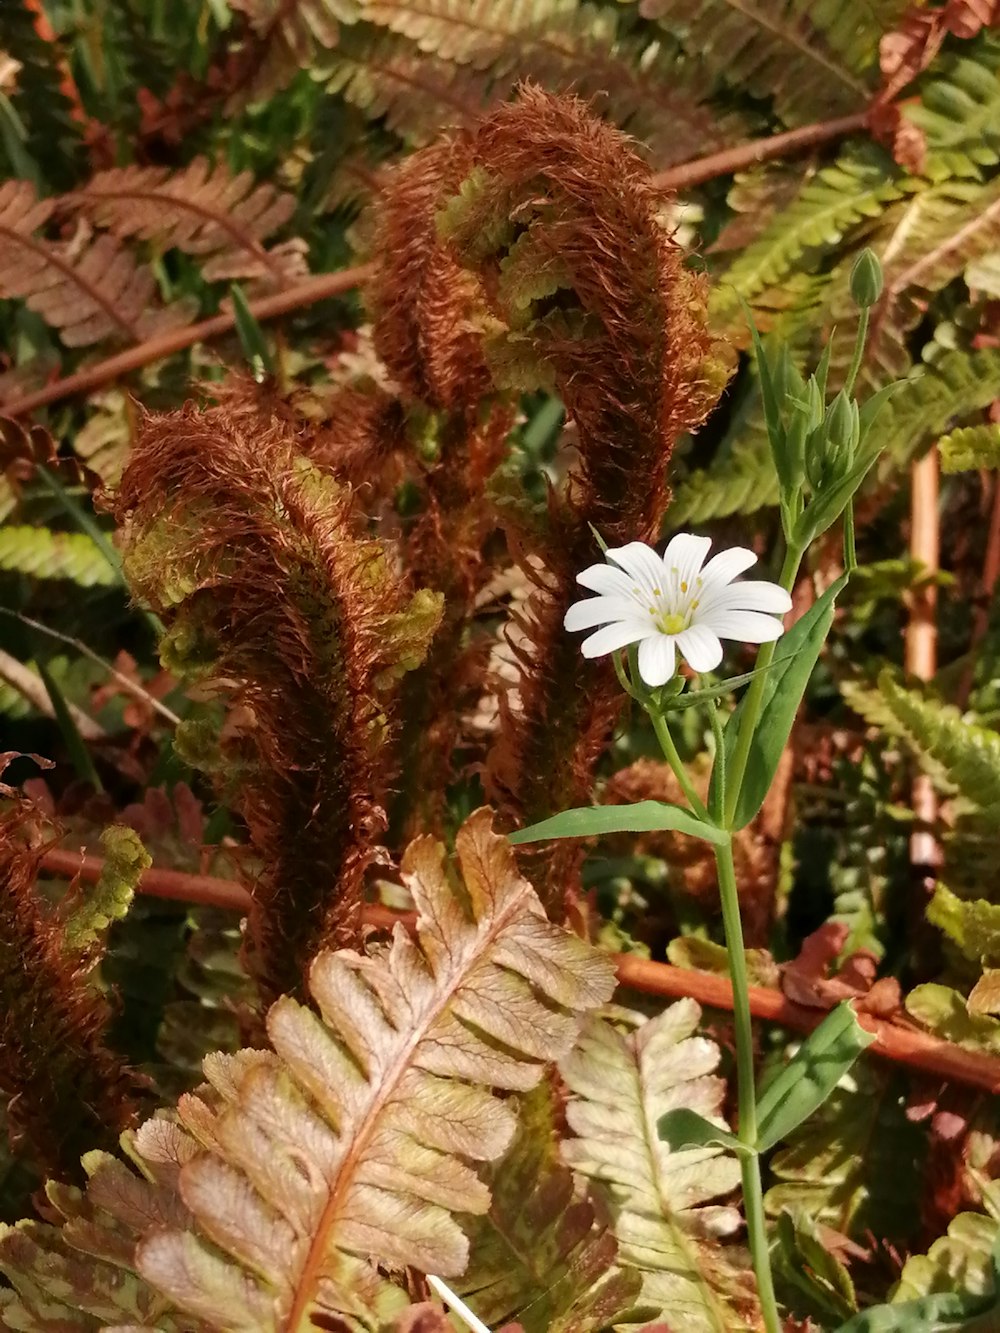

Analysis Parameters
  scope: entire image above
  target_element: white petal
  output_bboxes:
[698,545,757,589]
[606,542,668,597]
[705,609,787,643]
[580,620,652,658]
[696,580,793,617]
[638,635,676,686]
[576,563,636,597]
[675,624,723,672]
[565,596,646,631]
[662,533,712,589]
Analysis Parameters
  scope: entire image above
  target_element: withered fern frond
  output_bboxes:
[112,404,442,998]
[0,782,146,1182]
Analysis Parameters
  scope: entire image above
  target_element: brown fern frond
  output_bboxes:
[431,87,728,905]
[112,403,442,999]
[71,159,299,290]
[0,181,192,347]
[225,0,353,100]
[0,767,146,1181]
[0,414,101,494]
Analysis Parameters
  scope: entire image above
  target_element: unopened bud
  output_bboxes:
[850,248,883,308]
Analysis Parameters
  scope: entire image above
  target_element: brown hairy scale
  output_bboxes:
[0,779,144,1181]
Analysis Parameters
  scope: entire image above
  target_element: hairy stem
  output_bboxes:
[722,542,804,828]
[715,839,780,1333]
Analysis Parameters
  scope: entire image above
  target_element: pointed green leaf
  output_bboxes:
[509,801,730,848]
[37,659,103,792]
[756,1003,875,1153]
[710,576,847,830]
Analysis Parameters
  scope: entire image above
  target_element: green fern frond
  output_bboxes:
[324,25,492,144]
[928,884,1000,965]
[561,1000,756,1331]
[911,35,1000,183]
[845,176,1000,385]
[0,525,118,587]
[638,0,874,125]
[940,422,1000,472]
[892,1208,999,1307]
[906,983,1000,1054]
[765,1066,925,1244]
[843,669,1000,818]
[359,0,576,68]
[709,148,902,331]
[61,827,149,956]
[875,347,1000,466]
[668,432,779,525]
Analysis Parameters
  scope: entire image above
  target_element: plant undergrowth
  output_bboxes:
[2,2,1000,1330]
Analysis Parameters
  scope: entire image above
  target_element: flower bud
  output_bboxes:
[850,248,884,308]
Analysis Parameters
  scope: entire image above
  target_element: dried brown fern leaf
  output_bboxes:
[0,763,147,1183]
[132,809,616,1330]
[0,181,191,348]
[0,414,101,495]
[112,402,442,999]
[71,158,299,291]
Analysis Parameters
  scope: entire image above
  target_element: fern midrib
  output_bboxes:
[282,881,537,1333]
[75,179,283,282]
[0,222,143,342]
[634,1050,739,1332]
[894,188,1000,297]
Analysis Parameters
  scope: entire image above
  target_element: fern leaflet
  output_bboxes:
[134,810,615,1329]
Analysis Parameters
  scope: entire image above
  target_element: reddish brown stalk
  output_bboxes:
[650,111,869,192]
[0,266,373,418]
[615,955,1000,1096]
[958,474,1000,706]
[906,448,941,880]
[37,845,1000,1093]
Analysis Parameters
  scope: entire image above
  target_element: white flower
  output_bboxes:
[564,535,793,688]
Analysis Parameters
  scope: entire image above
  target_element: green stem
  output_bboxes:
[649,709,711,822]
[843,306,869,397]
[722,542,804,829]
[715,838,781,1333]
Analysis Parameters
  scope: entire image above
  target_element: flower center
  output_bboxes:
[656,611,687,635]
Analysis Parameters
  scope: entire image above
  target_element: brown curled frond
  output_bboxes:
[367,134,493,411]
[112,404,442,999]
[438,82,731,546]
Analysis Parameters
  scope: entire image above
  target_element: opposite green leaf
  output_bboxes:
[710,575,847,830]
[755,1003,875,1153]
[509,800,730,848]
[658,1109,753,1161]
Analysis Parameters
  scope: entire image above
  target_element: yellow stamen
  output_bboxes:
[680,580,688,593]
